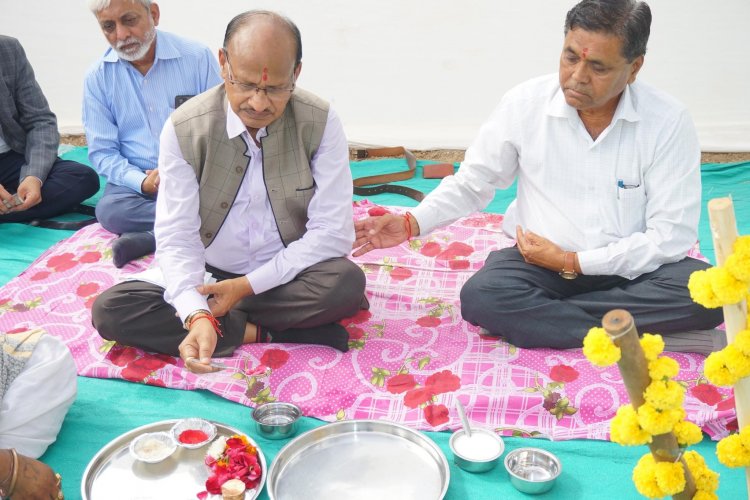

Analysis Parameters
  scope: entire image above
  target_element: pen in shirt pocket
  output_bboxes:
[617,179,640,189]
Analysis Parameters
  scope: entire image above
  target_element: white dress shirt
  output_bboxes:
[411,74,702,279]
[155,101,354,322]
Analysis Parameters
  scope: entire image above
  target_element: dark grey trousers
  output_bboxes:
[460,247,723,349]
[95,183,156,234]
[92,257,366,357]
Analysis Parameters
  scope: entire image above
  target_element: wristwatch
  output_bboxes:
[559,252,578,280]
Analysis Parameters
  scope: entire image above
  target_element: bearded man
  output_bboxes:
[83,0,221,267]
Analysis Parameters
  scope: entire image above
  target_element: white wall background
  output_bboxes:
[1,0,749,151]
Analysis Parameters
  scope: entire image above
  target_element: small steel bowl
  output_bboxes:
[449,428,505,473]
[129,431,177,463]
[170,418,217,449]
[252,402,301,439]
[504,447,561,494]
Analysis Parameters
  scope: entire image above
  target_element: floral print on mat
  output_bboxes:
[0,201,736,440]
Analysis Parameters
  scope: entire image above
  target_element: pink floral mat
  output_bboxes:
[0,200,736,440]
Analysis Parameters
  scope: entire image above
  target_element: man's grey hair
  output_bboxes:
[223,10,302,68]
[88,0,151,14]
[564,0,651,61]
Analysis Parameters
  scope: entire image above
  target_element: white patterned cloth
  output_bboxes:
[412,74,701,279]
[0,332,76,458]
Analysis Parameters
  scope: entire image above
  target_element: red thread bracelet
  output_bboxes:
[188,312,223,337]
[403,212,414,240]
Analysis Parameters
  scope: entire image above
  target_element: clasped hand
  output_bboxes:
[515,226,565,272]
[352,213,408,256]
[0,178,42,215]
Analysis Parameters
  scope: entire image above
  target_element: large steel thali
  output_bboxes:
[267,420,450,500]
[81,419,266,500]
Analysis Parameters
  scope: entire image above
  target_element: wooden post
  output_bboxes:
[707,197,750,493]
[603,309,696,500]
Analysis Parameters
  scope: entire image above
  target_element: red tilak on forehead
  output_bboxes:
[582,47,589,58]
[262,67,268,81]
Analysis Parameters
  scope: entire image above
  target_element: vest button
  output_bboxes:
[235,166,243,173]
[220,202,228,209]
[206,232,213,239]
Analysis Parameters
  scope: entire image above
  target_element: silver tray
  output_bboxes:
[81,419,266,500]
[267,420,449,500]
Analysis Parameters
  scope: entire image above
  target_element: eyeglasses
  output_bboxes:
[223,49,295,100]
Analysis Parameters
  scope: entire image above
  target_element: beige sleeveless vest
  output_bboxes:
[171,85,329,247]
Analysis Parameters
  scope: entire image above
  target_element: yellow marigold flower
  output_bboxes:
[648,356,680,381]
[711,266,748,305]
[644,379,685,411]
[654,460,686,496]
[610,404,652,446]
[637,403,682,435]
[673,420,703,446]
[693,491,718,500]
[734,329,750,357]
[640,334,665,361]
[703,350,737,387]
[725,252,750,283]
[683,450,719,493]
[583,327,621,367]
[724,344,750,379]
[716,433,750,468]
[688,269,723,308]
[632,453,664,499]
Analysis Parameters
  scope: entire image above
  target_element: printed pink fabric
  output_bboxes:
[0,200,736,440]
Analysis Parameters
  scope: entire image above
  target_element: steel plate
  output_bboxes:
[267,420,449,500]
[81,419,266,500]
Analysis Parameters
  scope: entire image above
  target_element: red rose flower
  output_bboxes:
[717,396,736,412]
[436,242,474,260]
[76,282,99,297]
[30,271,50,281]
[549,364,579,383]
[260,348,290,370]
[424,370,461,395]
[404,387,433,408]
[448,260,470,270]
[131,355,170,371]
[48,253,77,272]
[691,384,723,406]
[424,403,450,427]
[347,326,365,340]
[121,364,151,382]
[108,346,138,367]
[390,267,412,281]
[416,316,441,327]
[146,378,166,387]
[341,309,372,325]
[420,242,442,257]
[78,251,102,263]
[367,206,389,216]
[386,373,417,394]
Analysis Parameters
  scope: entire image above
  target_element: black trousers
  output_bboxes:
[460,246,723,349]
[92,257,367,357]
[0,150,100,222]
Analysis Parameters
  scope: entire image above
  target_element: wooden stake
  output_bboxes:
[707,197,750,494]
[603,309,696,500]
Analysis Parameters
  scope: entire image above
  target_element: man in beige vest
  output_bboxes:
[92,10,366,373]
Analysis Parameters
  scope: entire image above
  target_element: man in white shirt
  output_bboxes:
[92,10,367,373]
[353,0,723,354]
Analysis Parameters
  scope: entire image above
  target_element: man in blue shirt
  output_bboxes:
[84,0,221,267]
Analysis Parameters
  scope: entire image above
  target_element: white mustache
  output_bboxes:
[115,37,140,51]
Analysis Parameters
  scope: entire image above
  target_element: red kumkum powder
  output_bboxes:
[178,429,209,444]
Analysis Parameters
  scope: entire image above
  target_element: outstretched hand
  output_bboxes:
[352,214,409,257]
[515,226,565,272]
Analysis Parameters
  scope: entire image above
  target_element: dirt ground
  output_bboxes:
[60,134,750,164]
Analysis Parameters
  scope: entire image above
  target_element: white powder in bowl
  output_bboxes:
[452,431,502,461]
[137,437,171,461]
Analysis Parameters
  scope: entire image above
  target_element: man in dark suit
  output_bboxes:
[0,35,99,223]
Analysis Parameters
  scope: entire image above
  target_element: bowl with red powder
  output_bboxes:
[170,418,217,449]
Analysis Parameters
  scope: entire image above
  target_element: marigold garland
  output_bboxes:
[643,379,685,411]
[716,425,750,468]
[640,333,665,362]
[582,327,621,367]
[648,356,679,381]
[610,404,652,446]
[673,420,703,447]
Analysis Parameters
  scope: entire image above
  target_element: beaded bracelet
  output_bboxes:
[403,212,414,240]
[184,309,223,337]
